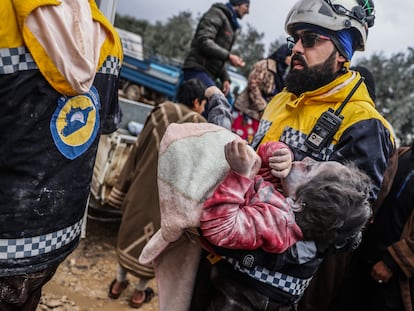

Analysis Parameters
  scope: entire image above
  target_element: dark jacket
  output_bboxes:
[0,1,122,276]
[183,3,238,83]
[213,241,322,304]
[331,146,414,311]
[114,102,206,280]
[371,146,414,310]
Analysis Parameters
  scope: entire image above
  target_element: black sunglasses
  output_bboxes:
[287,32,331,50]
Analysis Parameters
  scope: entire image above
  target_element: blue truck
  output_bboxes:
[116,28,247,105]
[88,29,247,220]
[116,28,182,104]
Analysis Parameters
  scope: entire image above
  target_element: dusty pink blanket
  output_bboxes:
[139,123,245,311]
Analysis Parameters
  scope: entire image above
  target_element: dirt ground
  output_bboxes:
[37,217,159,311]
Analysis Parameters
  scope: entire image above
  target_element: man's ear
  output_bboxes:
[336,56,348,73]
[192,98,200,108]
[338,54,347,63]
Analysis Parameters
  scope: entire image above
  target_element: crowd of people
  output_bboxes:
[1,0,413,311]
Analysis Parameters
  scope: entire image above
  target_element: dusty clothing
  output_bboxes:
[199,141,323,307]
[201,170,302,253]
[114,102,206,279]
[0,0,122,277]
[183,3,238,83]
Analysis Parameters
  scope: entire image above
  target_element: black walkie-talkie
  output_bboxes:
[305,77,365,153]
[305,108,343,152]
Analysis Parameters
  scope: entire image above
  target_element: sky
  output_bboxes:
[115,0,413,63]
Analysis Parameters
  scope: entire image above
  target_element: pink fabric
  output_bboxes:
[25,1,104,94]
[200,169,303,253]
[139,123,241,311]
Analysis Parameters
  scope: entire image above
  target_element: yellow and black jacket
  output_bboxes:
[0,0,122,276]
[251,70,395,201]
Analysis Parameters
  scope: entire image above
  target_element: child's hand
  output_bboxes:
[225,139,260,178]
[268,147,293,179]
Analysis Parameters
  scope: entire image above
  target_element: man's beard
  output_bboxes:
[285,50,339,97]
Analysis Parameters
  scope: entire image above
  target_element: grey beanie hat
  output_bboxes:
[230,0,250,5]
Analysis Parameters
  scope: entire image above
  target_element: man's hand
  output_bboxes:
[371,260,393,284]
[222,80,231,96]
[228,54,245,67]
[205,86,224,99]
[225,139,260,179]
[269,147,293,179]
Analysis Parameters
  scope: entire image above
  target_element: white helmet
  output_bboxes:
[285,0,375,51]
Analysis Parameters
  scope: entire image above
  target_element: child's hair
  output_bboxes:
[176,79,207,108]
[294,162,372,248]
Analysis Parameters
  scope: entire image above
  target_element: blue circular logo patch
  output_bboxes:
[50,86,100,160]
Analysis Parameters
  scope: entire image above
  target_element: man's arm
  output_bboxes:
[204,86,232,130]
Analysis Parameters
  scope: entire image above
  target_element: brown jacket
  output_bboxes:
[387,146,414,310]
[234,58,277,120]
[111,102,206,278]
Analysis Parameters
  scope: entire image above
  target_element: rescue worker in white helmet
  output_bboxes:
[186,0,395,310]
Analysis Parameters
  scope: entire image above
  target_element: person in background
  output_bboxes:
[231,44,291,143]
[106,80,229,308]
[333,143,414,311]
[182,0,249,124]
[244,0,395,310]
[0,1,122,310]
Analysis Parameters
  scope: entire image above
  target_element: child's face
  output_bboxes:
[193,98,207,114]
[281,158,344,197]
